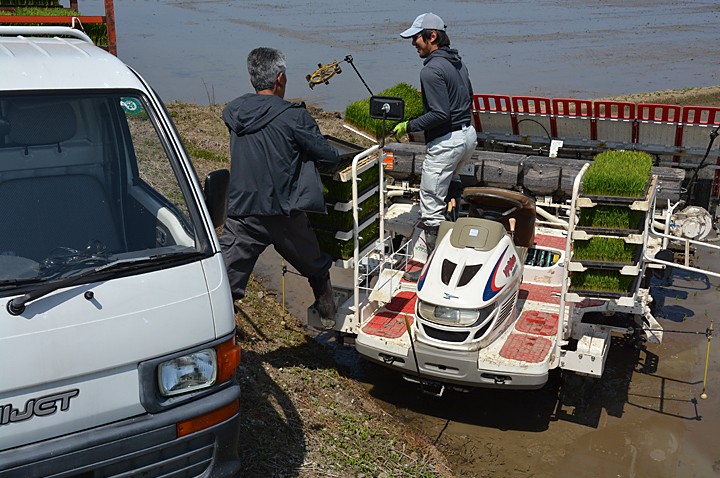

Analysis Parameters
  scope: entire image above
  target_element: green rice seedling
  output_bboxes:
[577,205,644,230]
[308,192,380,231]
[344,83,423,138]
[573,237,637,263]
[314,219,380,259]
[321,162,380,203]
[583,150,653,198]
[570,269,634,292]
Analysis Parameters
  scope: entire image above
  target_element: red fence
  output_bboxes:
[472,94,720,196]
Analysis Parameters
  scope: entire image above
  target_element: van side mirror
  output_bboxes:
[369,96,405,121]
[204,169,229,228]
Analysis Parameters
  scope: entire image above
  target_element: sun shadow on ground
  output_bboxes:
[649,266,713,320]
[236,348,308,477]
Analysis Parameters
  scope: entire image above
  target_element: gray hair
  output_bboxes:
[247,47,286,91]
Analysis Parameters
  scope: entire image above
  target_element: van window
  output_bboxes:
[0,92,211,288]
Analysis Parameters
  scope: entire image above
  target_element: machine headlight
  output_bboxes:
[417,300,495,326]
[158,348,217,396]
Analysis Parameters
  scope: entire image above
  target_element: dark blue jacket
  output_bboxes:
[407,47,474,143]
[222,94,340,217]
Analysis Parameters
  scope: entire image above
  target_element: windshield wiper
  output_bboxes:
[0,278,45,289]
[6,251,202,316]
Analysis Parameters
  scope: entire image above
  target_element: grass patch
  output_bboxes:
[0,6,108,46]
[344,83,423,138]
[577,205,644,230]
[179,134,227,163]
[321,411,439,477]
[570,270,634,292]
[573,237,638,263]
[583,150,653,198]
[233,278,452,477]
[0,1,61,6]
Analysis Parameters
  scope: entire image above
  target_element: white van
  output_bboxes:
[0,26,241,476]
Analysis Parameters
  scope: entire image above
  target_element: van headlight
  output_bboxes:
[417,300,495,326]
[158,349,217,396]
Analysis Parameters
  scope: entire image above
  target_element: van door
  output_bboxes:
[0,92,220,449]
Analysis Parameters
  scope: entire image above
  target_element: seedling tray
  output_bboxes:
[308,190,380,231]
[567,261,642,276]
[571,237,643,264]
[580,181,651,205]
[575,204,646,235]
[568,269,642,298]
[314,217,380,260]
[577,176,657,212]
[317,152,380,204]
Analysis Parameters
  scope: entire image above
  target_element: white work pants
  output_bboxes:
[420,125,477,228]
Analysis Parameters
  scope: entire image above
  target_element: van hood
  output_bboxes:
[0,260,229,450]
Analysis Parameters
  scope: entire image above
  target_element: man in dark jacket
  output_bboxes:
[393,13,477,280]
[220,47,340,325]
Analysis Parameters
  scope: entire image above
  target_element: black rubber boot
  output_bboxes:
[310,274,337,329]
[403,227,438,282]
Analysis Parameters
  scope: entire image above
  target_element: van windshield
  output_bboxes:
[0,92,211,287]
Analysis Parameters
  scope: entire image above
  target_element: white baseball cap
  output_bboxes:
[400,13,446,38]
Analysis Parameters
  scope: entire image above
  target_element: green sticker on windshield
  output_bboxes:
[120,97,142,115]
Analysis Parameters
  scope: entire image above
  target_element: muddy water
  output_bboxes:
[81,0,719,112]
[350,260,720,477]
[77,0,720,475]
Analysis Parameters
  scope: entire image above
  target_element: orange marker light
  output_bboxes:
[216,338,241,384]
[176,400,239,437]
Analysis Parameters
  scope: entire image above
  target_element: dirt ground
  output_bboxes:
[170,84,720,477]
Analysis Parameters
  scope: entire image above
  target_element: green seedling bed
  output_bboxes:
[582,150,653,199]
[580,186,651,205]
[315,218,380,260]
[576,205,644,233]
[569,269,640,298]
[572,237,641,265]
[344,83,424,139]
[319,160,380,204]
[308,191,380,231]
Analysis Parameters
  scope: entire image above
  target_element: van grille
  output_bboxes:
[8,427,216,478]
[88,433,214,478]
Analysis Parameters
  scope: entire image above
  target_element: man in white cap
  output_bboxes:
[393,12,477,280]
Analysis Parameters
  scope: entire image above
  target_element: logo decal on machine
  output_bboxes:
[482,246,509,301]
[503,255,518,278]
[0,389,79,426]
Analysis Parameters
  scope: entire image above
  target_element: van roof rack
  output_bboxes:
[0,24,93,45]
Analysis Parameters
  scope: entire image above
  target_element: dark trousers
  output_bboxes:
[219,212,332,301]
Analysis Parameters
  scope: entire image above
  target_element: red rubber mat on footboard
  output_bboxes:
[499,334,552,363]
[361,310,414,339]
